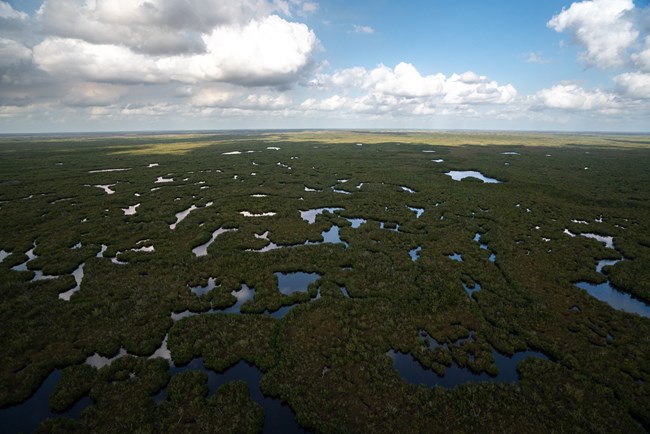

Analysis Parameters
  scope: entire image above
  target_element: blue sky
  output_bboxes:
[1,0,649,132]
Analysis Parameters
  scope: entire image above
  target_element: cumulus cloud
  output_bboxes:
[614,72,650,98]
[0,38,32,68]
[33,15,317,86]
[547,0,638,69]
[36,0,303,55]
[536,83,618,110]
[0,1,28,31]
[313,63,516,104]
[442,71,517,104]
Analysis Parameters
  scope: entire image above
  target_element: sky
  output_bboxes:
[1,0,649,133]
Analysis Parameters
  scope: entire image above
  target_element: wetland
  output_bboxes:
[0,130,649,433]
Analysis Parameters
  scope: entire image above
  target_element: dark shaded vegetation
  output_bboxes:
[0,131,649,433]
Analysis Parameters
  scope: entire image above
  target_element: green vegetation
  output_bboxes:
[1,130,649,433]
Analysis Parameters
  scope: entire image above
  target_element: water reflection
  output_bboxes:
[0,370,92,434]
[575,258,650,318]
[387,347,547,388]
[462,282,482,299]
[170,205,198,229]
[157,358,306,433]
[445,171,501,183]
[346,218,366,228]
[407,206,424,218]
[409,247,422,262]
[276,272,320,295]
[448,253,463,262]
[299,207,343,224]
[190,277,219,296]
[58,263,85,301]
[172,286,256,320]
[193,227,238,257]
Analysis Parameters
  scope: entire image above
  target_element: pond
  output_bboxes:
[94,184,116,194]
[407,206,424,218]
[401,186,416,194]
[58,262,85,301]
[409,246,422,262]
[387,347,548,388]
[575,258,650,318]
[462,282,481,299]
[122,204,140,215]
[346,218,366,228]
[193,227,238,257]
[0,370,92,434]
[448,253,463,262]
[190,277,219,296]
[275,272,321,295]
[170,205,198,229]
[172,285,256,320]
[445,171,501,184]
[156,358,306,433]
[299,207,343,224]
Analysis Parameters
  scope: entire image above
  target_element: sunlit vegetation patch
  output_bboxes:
[0,130,649,433]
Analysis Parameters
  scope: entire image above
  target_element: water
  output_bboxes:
[240,211,276,217]
[407,206,424,218]
[432,159,444,163]
[473,233,495,262]
[276,272,321,295]
[0,250,10,262]
[462,282,482,299]
[346,218,366,228]
[331,187,351,195]
[122,203,140,216]
[580,233,615,249]
[448,253,463,262]
[94,184,116,194]
[379,222,400,232]
[445,171,501,183]
[157,358,306,433]
[85,348,128,369]
[88,168,130,173]
[409,247,422,262]
[172,286,256,320]
[0,370,93,434]
[58,263,85,301]
[299,207,343,224]
[193,228,238,257]
[170,205,198,229]
[401,186,416,194]
[340,286,350,297]
[190,277,219,296]
[320,226,348,247]
[387,348,548,388]
[155,176,174,183]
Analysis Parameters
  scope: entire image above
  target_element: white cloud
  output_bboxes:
[33,15,317,86]
[0,1,28,20]
[536,83,618,110]
[352,25,374,34]
[442,72,517,104]
[301,95,348,111]
[0,38,32,68]
[36,0,299,55]
[547,0,638,69]
[525,51,548,64]
[614,72,650,98]
[314,63,516,104]
[365,63,445,98]
[190,88,235,107]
